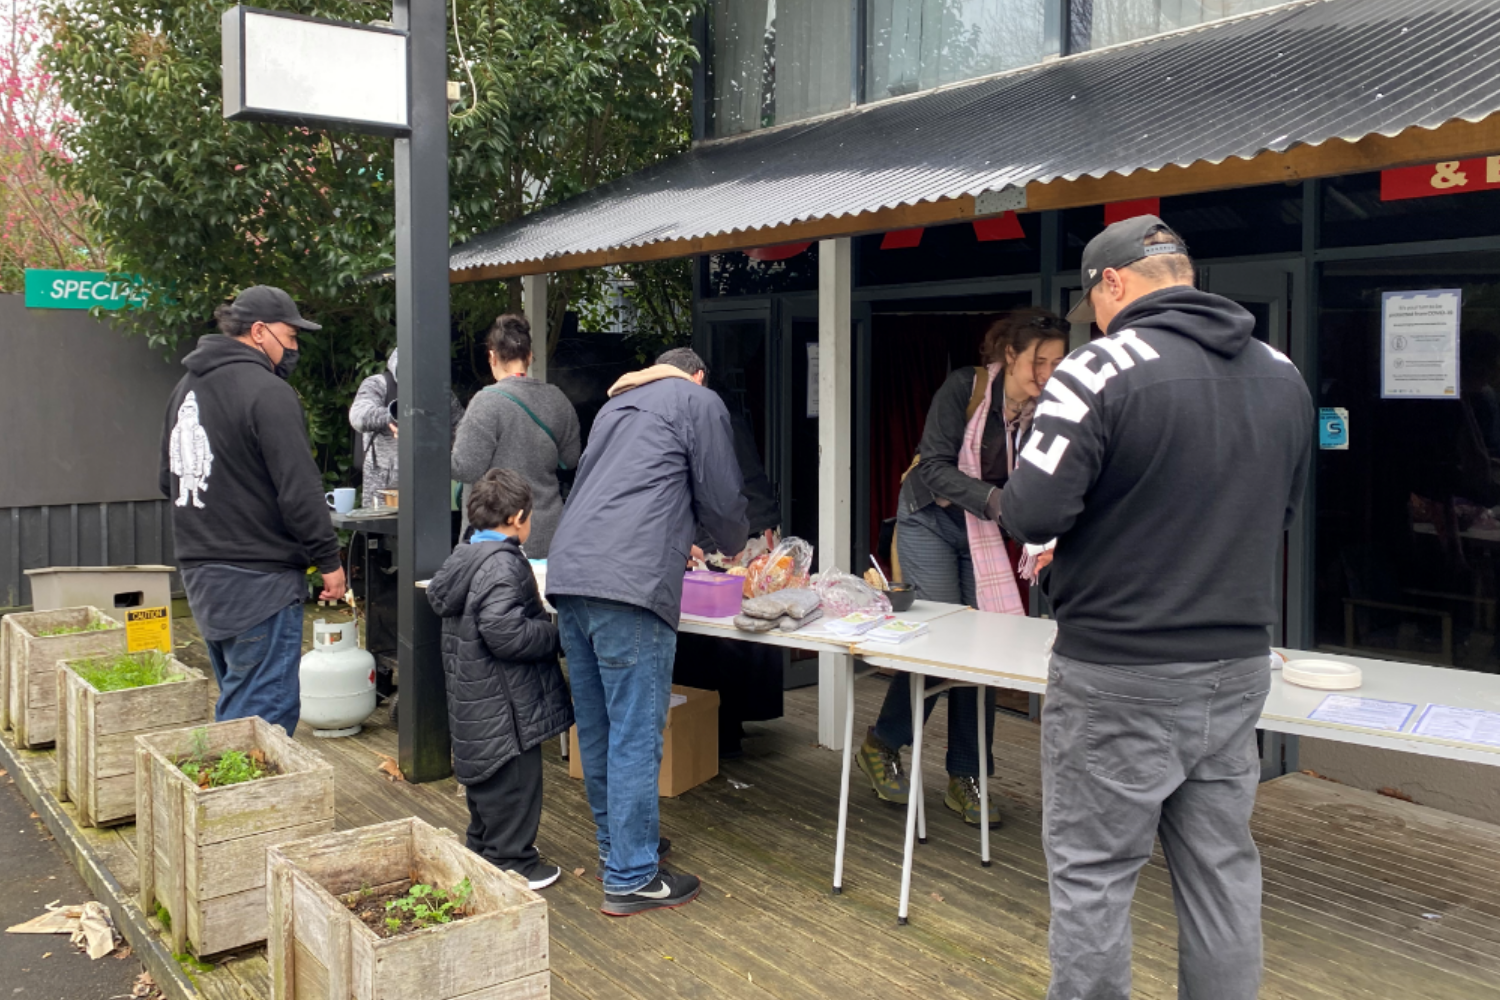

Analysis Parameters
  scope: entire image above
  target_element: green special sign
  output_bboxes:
[25,269,146,310]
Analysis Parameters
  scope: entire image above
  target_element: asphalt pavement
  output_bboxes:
[0,767,150,999]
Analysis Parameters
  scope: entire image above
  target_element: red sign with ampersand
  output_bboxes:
[1380,157,1500,201]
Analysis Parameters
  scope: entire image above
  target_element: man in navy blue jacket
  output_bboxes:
[547,348,747,916]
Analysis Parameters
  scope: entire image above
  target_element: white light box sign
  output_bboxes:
[222,5,409,135]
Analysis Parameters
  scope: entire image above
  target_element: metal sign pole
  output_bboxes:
[392,0,452,781]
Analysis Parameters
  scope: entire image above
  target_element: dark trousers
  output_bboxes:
[464,744,543,878]
[874,503,995,777]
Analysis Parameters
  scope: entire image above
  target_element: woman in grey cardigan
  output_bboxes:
[451,314,581,558]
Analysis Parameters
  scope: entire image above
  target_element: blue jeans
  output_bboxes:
[875,503,995,777]
[204,602,304,736]
[556,596,677,894]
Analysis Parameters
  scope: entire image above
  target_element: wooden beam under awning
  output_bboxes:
[449,114,1500,283]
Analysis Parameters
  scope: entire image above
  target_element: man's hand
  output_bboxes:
[388,422,398,439]
[688,545,705,569]
[319,567,348,602]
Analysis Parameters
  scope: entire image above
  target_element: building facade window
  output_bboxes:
[708,0,853,137]
[864,0,1048,102]
[1072,0,1289,51]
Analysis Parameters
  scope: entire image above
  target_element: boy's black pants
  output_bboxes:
[464,744,543,878]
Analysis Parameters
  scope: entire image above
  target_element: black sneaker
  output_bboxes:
[601,868,701,916]
[597,837,672,881]
[522,864,561,891]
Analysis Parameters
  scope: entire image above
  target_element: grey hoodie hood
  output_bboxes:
[388,348,398,379]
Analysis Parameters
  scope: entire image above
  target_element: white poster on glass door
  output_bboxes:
[1381,289,1461,399]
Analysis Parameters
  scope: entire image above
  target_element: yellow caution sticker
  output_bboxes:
[126,606,172,653]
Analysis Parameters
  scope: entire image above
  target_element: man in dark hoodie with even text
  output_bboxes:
[547,348,747,916]
[1001,217,1312,1000]
[160,286,345,736]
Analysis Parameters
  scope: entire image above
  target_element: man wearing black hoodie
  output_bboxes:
[159,286,345,737]
[1001,217,1312,1000]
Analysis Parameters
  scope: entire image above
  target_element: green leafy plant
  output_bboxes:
[177,727,270,788]
[384,878,473,931]
[72,651,180,692]
[41,0,701,488]
[384,916,402,934]
[36,618,119,637]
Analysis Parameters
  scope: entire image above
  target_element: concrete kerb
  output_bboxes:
[0,733,200,1000]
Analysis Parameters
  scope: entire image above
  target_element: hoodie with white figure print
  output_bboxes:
[159,334,340,576]
[1000,286,1313,666]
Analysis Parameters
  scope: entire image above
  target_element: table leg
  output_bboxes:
[833,658,857,894]
[898,670,925,926]
[978,685,991,867]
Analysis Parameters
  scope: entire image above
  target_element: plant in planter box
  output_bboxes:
[3,607,124,746]
[136,717,334,957]
[56,650,210,827]
[267,817,548,1000]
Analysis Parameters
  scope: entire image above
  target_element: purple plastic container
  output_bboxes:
[682,571,743,618]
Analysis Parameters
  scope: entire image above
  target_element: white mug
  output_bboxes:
[325,488,357,514]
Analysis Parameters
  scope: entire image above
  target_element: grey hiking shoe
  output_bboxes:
[945,775,1001,828]
[857,731,910,805]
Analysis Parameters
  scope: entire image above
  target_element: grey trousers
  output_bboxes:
[1042,652,1271,1000]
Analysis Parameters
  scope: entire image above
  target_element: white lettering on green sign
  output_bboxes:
[24,269,146,310]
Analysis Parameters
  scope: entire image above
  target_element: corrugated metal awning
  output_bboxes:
[451,0,1500,280]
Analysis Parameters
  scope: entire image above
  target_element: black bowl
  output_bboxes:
[887,584,916,613]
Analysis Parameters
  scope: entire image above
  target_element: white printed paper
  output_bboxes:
[1307,694,1417,732]
[806,342,820,418]
[1411,704,1500,747]
[1381,289,1461,399]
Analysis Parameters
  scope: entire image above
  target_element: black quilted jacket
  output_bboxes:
[425,537,573,785]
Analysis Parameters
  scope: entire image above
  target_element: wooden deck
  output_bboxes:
[5,607,1500,999]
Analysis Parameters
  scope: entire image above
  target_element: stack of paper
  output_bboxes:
[863,620,930,644]
[823,612,887,637]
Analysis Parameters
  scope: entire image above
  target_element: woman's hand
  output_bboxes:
[1035,550,1054,572]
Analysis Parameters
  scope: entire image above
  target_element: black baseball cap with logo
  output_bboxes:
[1066,215,1187,325]
[229,285,322,331]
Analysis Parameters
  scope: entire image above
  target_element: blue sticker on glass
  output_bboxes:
[1319,407,1349,450]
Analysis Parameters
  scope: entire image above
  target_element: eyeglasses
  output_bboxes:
[1029,314,1071,332]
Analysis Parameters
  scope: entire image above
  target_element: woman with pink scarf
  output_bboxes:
[857,308,1069,827]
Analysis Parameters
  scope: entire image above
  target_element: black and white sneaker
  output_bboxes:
[601,867,701,917]
[523,864,561,891]
[596,837,672,881]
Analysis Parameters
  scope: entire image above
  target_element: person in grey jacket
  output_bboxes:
[451,315,581,556]
[347,349,464,507]
[547,349,747,916]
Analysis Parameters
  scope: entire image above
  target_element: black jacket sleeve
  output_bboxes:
[159,390,177,500]
[252,384,342,574]
[689,392,750,557]
[475,559,559,662]
[1000,357,1108,544]
[914,369,995,518]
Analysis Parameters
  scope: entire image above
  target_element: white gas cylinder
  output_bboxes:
[300,618,377,737]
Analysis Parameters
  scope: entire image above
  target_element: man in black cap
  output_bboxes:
[1001,216,1313,999]
[160,285,345,736]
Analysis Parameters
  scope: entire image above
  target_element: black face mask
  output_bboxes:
[273,348,300,380]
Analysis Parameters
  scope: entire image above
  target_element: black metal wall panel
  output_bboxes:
[0,500,178,609]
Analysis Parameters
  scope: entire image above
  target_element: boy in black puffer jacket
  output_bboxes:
[426,469,573,890]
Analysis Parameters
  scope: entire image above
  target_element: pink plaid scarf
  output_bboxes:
[958,364,1027,616]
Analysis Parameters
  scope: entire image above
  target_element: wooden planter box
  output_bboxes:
[56,652,211,827]
[137,717,335,957]
[4,607,125,747]
[267,817,549,1000]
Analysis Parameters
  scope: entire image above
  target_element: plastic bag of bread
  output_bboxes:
[814,569,892,619]
[743,536,813,597]
[741,587,821,621]
[733,614,778,633]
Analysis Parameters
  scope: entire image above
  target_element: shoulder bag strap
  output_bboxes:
[486,387,569,470]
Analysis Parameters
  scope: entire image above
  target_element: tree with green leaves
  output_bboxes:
[44,0,699,485]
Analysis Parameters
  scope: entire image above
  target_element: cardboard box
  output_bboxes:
[568,684,719,797]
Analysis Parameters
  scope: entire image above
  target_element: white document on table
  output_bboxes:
[1307,694,1418,732]
[1411,704,1500,747]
